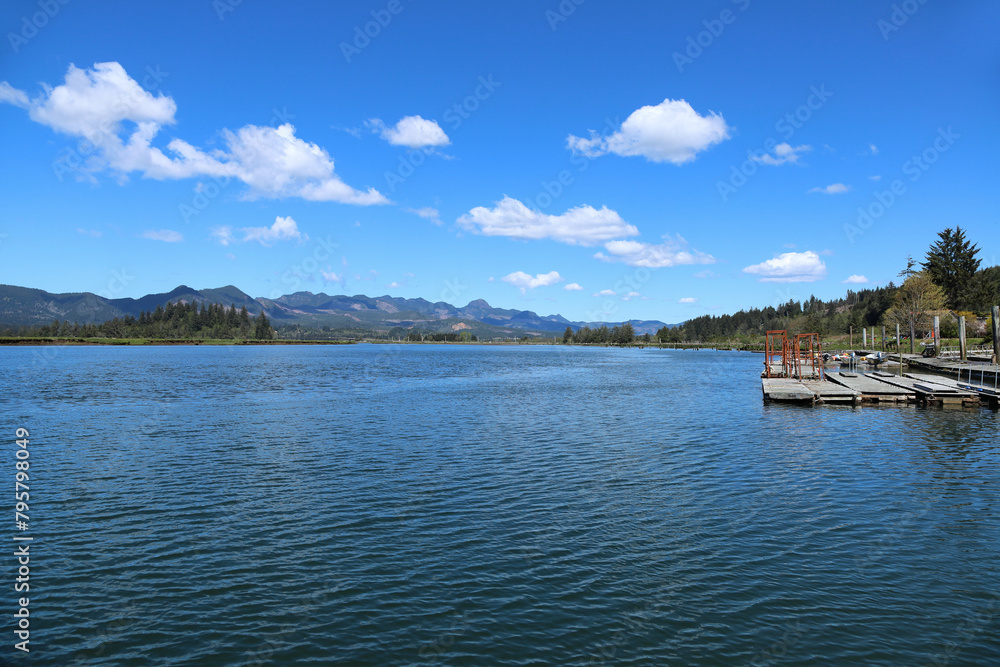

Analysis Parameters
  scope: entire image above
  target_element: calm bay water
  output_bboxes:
[2,344,999,665]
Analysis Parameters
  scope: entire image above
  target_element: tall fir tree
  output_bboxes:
[922,227,981,309]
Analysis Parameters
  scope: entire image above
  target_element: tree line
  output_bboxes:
[10,301,275,340]
[563,322,639,345]
[654,227,998,343]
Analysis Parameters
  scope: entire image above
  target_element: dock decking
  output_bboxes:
[762,370,988,406]
[761,377,860,404]
[827,372,914,402]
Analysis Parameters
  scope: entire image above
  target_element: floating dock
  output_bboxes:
[827,372,914,402]
[762,370,992,406]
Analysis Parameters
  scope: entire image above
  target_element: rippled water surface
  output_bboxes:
[2,345,999,665]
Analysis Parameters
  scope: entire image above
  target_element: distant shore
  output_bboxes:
[0,337,356,346]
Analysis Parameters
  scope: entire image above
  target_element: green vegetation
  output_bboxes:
[563,322,635,346]
[654,227,999,345]
[3,301,275,341]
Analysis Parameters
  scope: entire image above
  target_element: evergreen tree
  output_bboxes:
[562,326,573,343]
[923,227,981,309]
[254,312,274,340]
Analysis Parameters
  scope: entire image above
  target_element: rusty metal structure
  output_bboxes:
[764,330,788,378]
[763,330,823,379]
[792,333,823,380]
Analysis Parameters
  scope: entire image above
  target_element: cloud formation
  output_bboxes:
[211,216,307,246]
[743,251,827,283]
[809,183,850,194]
[458,196,638,246]
[752,142,811,166]
[368,115,450,148]
[567,98,730,164]
[563,283,583,291]
[0,62,387,205]
[594,235,716,268]
[501,270,564,294]
[140,229,183,243]
[678,297,699,304]
[406,206,443,225]
[842,274,869,284]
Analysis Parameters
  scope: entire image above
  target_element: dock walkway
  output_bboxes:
[827,372,913,402]
[868,372,979,405]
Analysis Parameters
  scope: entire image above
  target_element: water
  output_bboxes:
[2,345,998,665]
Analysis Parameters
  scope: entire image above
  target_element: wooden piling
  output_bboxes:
[897,323,902,376]
[993,305,1000,364]
[933,315,940,349]
[881,325,886,352]
[959,315,967,361]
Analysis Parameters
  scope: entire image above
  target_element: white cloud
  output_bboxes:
[458,196,638,246]
[406,206,442,225]
[211,226,236,246]
[368,115,450,148]
[626,291,641,297]
[240,216,307,246]
[842,274,869,284]
[567,98,729,164]
[869,144,879,155]
[501,270,564,294]
[0,82,29,108]
[752,142,811,166]
[593,289,617,297]
[693,270,718,279]
[387,281,403,288]
[678,297,699,304]
[563,283,583,291]
[140,229,183,243]
[809,183,850,194]
[594,234,716,268]
[321,270,344,284]
[76,228,102,238]
[0,62,387,205]
[870,175,882,181]
[743,251,827,283]
[211,216,306,246]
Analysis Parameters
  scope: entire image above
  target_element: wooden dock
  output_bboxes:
[827,372,914,402]
[867,372,979,405]
[762,377,860,404]
[762,370,989,406]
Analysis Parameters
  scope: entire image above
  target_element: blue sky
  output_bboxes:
[1,0,998,323]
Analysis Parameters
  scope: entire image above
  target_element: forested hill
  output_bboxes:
[658,227,999,343]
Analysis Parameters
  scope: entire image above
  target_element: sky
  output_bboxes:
[1,1,998,323]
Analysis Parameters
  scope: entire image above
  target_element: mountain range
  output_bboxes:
[0,284,674,337]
